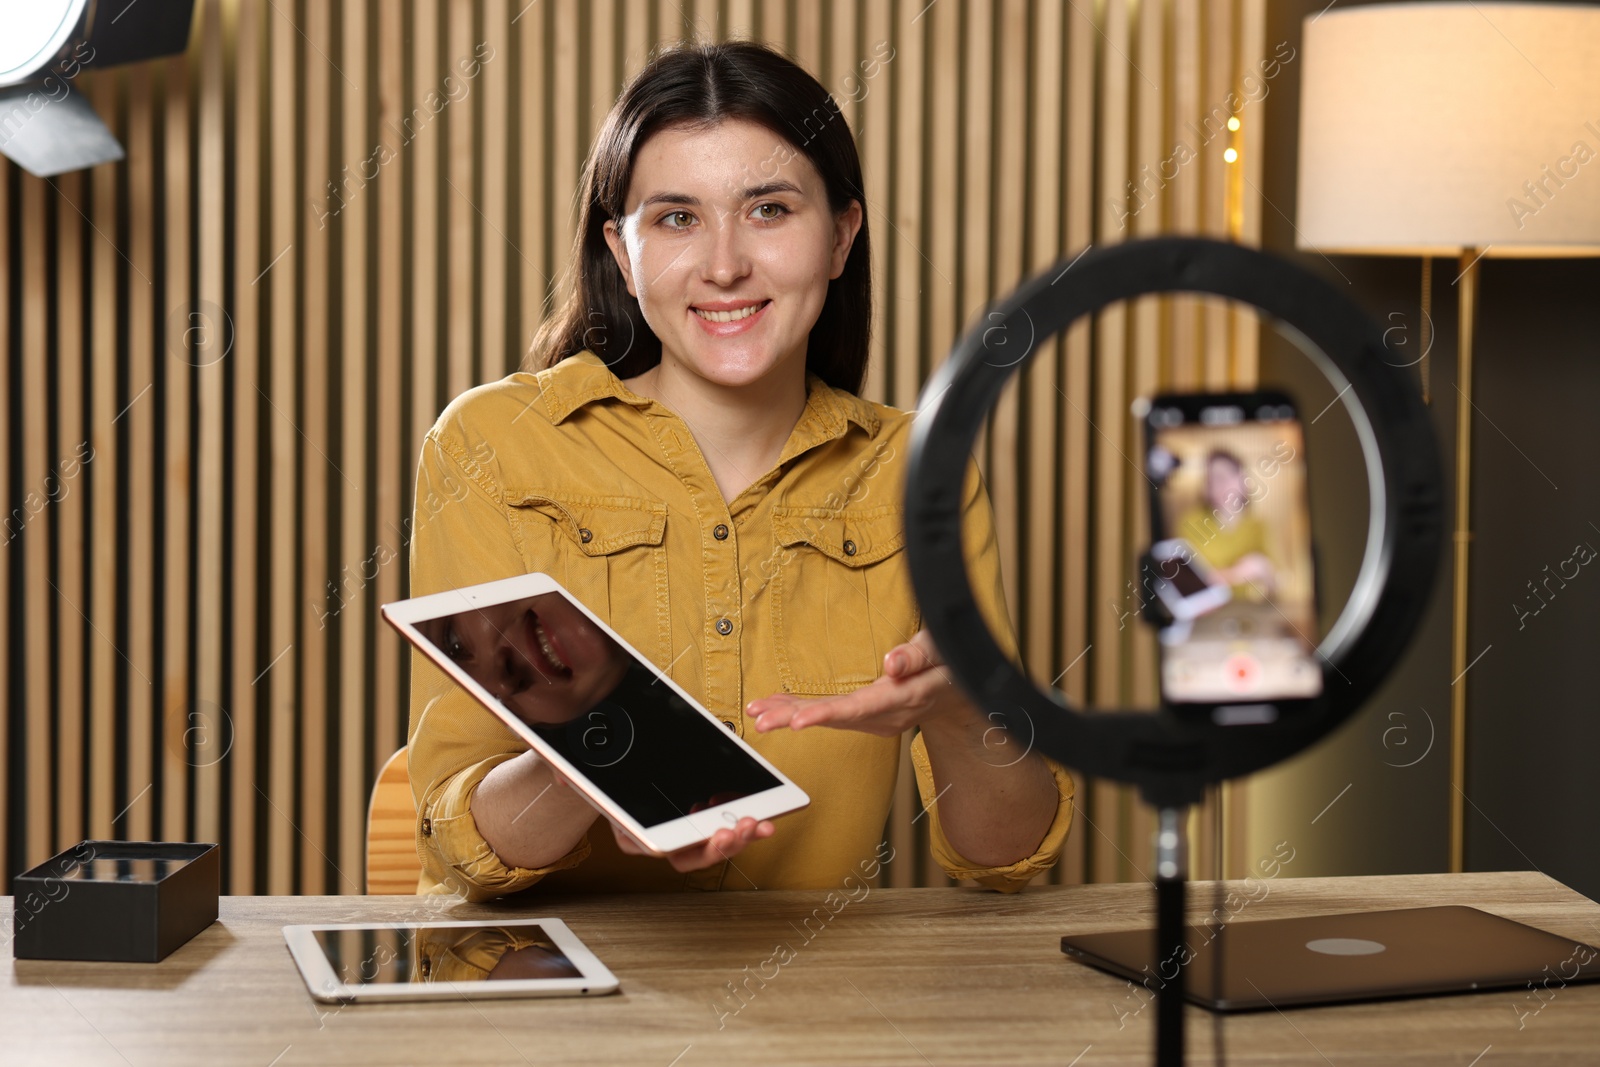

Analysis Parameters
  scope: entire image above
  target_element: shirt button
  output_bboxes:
[715,617,734,636]
[579,527,593,544]
[843,538,857,556]
[420,817,432,837]
[713,523,729,540]
[721,719,737,732]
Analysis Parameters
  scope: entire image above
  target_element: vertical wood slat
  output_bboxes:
[125,66,156,843]
[1169,0,1202,390]
[21,171,50,868]
[195,0,228,853]
[372,0,407,818]
[1128,0,1164,868]
[6,1,1274,894]
[266,0,299,896]
[55,169,85,849]
[886,0,927,887]
[446,0,476,401]
[412,0,442,452]
[337,0,371,898]
[889,0,923,413]
[482,0,511,379]
[985,0,1027,791]
[1202,0,1235,389]
[550,0,580,311]
[859,0,890,415]
[1232,0,1267,387]
[230,0,262,893]
[1056,0,1096,889]
[1025,0,1064,697]
[1091,0,1133,885]
[298,0,332,895]
[161,50,193,847]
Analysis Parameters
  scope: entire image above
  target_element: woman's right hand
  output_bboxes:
[609,816,774,873]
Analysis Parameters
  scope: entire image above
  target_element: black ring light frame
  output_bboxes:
[906,237,1444,811]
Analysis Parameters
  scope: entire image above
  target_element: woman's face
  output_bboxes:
[1206,456,1249,514]
[602,118,862,390]
[419,592,629,727]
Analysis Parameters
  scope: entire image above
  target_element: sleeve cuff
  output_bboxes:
[909,732,1076,893]
[420,752,591,901]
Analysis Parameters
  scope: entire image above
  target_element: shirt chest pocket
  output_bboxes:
[769,505,918,695]
[505,491,669,662]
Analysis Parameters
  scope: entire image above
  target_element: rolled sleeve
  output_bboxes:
[418,745,591,902]
[909,734,1076,892]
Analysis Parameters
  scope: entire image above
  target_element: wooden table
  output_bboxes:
[3,872,1598,1066]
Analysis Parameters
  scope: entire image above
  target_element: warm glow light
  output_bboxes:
[1227,116,1241,132]
[1223,147,1238,163]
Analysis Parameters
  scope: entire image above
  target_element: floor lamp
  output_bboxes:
[1295,2,1600,872]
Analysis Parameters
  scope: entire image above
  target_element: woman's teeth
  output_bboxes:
[530,616,568,675]
[693,302,766,323]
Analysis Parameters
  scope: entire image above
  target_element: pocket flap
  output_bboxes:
[507,491,666,555]
[772,505,904,567]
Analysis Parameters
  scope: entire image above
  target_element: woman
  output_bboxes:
[1176,448,1278,599]
[407,40,1074,900]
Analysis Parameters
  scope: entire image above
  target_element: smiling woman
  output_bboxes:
[404,40,1075,901]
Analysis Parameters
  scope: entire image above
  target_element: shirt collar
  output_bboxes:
[538,351,882,450]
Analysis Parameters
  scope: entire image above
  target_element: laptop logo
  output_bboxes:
[1306,937,1387,956]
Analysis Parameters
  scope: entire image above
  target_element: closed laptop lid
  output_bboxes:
[1060,905,1600,1012]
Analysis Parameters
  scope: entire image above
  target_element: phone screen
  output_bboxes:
[410,588,780,827]
[1144,394,1322,704]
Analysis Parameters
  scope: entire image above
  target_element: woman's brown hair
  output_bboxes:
[527,40,872,395]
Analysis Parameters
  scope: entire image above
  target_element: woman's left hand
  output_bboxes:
[747,629,974,737]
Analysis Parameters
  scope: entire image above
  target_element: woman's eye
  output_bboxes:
[662,210,695,229]
[752,202,788,221]
[443,626,466,662]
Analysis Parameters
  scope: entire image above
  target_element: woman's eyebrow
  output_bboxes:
[637,180,804,211]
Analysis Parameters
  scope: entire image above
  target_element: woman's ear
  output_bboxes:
[828,199,864,280]
[602,218,639,298]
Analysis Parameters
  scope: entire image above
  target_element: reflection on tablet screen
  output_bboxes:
[311,924,583,984]
[413,590,779,828]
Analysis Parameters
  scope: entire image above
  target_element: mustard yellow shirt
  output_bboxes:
[406,351,1075,901]
[1177,506,1271,601]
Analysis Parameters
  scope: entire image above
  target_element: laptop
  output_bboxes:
[1060,905,1600,1012]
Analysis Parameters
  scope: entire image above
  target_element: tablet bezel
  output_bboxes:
[283,917,619,1002]
[383,571,810,855]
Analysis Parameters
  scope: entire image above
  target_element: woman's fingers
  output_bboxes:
[885,628,945,678]
[609,817,774,873]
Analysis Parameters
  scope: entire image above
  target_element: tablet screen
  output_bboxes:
[410,588,780,828]
[312,923,582,985]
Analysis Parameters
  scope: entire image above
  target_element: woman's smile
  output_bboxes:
[691,298,771,334]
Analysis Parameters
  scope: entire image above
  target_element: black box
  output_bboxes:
[11,841,219,962]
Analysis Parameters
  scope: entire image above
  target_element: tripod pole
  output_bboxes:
[1155,806,1189,1067]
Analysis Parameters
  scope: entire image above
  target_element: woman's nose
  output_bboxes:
[700,214,752,286]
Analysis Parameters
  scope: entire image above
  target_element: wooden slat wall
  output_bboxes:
[2,0,1267,893]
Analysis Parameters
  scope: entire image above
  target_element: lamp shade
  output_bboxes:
[1297,2,1600,256]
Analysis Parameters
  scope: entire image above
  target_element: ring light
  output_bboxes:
[905,237,1444,808]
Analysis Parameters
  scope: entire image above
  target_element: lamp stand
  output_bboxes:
[1448,247,1480,874]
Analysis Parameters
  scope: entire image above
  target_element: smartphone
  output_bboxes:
[1139,391,1321,712]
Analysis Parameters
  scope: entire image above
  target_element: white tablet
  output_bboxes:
[382,572,810,855]
[283,918,618,1002]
